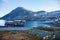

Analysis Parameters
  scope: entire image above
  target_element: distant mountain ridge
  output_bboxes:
[1,7,60,21]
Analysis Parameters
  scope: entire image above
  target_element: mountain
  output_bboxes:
[1,7,34,20]
[1,7,47,21]
[1,7,60,21]
[35,10,60,21]
[36,11,47,18]
[44,10,60,21]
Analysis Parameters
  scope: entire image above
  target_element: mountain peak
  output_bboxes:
[37,11,46,13]
[15,7,24,9]
[13,7,26,11]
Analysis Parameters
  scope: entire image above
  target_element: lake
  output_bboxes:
[0,21,59,31]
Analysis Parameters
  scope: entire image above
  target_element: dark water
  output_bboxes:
[0,21,59,31]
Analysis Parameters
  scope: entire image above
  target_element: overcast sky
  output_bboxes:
[0,0,60,17]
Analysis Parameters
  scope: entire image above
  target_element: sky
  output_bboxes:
[0,0,60,17]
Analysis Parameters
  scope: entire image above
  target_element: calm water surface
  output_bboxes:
[0,21,59,31]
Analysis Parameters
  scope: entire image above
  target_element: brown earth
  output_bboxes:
[0,31,32,40]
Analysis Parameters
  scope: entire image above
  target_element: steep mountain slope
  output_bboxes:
[1,7,60,21]
[1,7,34,20]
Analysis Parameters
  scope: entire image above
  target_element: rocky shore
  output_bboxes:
[0,26,60,40]
[0,30,40,40]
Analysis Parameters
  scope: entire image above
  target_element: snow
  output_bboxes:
[34,14,37,16]
[0,20,6,26]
